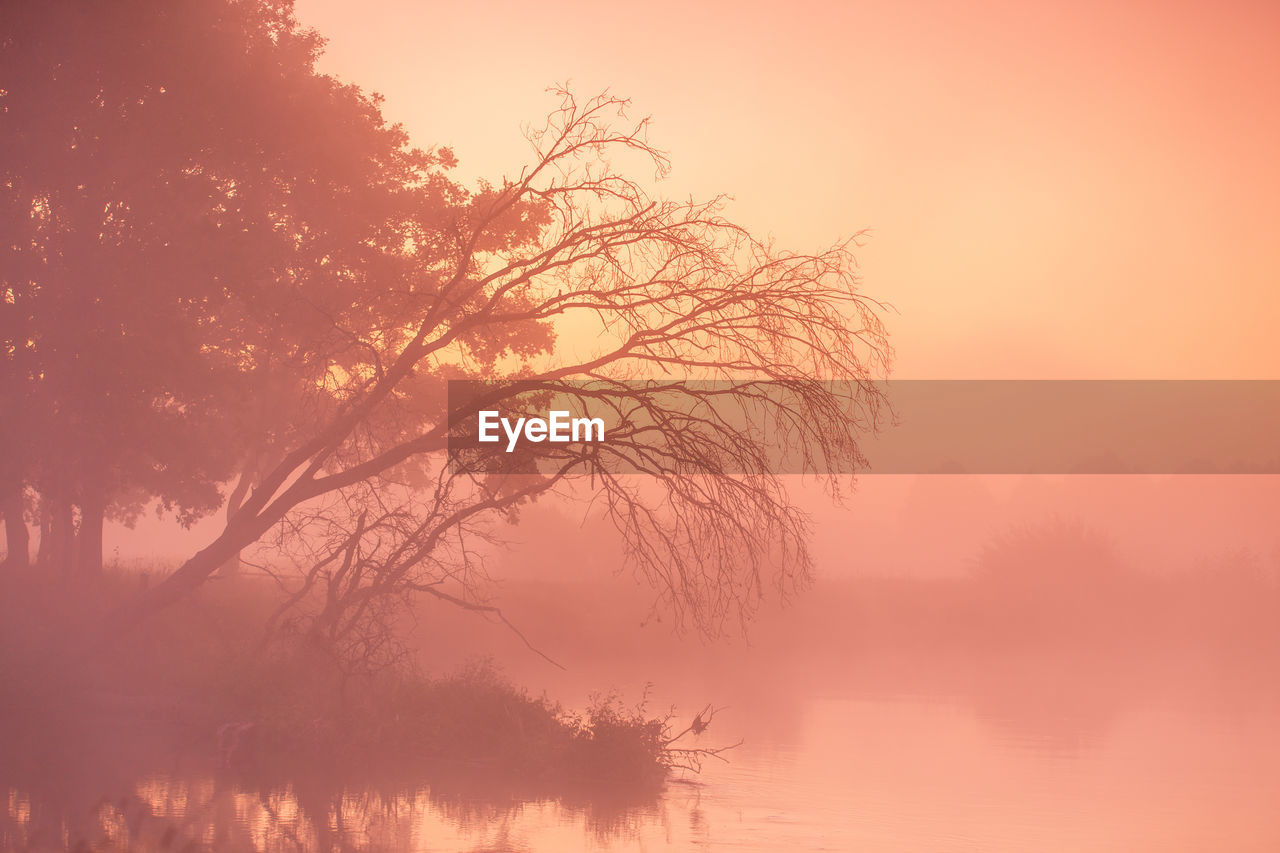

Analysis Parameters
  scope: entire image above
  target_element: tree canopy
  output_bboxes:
[1,0,490,571]
[2,1,890,659]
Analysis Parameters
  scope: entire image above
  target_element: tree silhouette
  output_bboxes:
[1,0,488,572]
[3,3,890,651]
[123,85,890,653]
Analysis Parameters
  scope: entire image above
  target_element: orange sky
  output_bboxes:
[294,0,1280,379]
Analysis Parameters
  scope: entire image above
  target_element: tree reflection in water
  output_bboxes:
[3,762,665,851]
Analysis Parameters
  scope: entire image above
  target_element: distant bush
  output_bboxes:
[972,517,1130,591]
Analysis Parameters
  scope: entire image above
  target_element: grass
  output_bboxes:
[0,567,678,793]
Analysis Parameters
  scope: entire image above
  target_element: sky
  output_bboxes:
[95,0,1280,565]
[292,0,1280,380]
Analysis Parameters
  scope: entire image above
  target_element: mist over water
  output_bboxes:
[6,0,1279,847]
[5,475,1277,851]
[12,665,1276,851]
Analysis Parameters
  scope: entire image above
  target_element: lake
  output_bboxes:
[8,657,1279,852]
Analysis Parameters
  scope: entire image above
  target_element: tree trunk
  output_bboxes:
[36,498,53,566]
[108,516,260,635]
[77,491,106,575]
[1,481,29,570]
[39,497,75,572]
[218,466,254,576]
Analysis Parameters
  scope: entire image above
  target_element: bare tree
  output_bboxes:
[116,89,891,653]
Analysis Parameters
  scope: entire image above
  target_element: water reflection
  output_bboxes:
[6,667,1280,852]
[2,773,672,851]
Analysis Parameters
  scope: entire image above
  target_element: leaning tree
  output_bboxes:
[118,85,892,670]
[4,1,891,657]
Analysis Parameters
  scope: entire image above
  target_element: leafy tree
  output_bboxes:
[1,0,488,572]
[5,2,890,655]
[124,86,890,659]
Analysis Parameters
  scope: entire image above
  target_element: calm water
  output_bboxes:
[9,682,1280,851]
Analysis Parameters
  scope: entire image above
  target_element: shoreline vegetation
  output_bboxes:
[2,526,1278,849]
[0,569,727,800]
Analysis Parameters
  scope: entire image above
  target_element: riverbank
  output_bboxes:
[0,569,678,797]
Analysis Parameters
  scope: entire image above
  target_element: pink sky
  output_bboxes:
[294,0,1280,379]
[101,0,1280,562]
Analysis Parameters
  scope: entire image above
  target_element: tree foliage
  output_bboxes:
[1,0,479,571]
[2,2,891,662]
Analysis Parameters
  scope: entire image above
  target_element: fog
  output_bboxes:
[5,0,1278,849]
[6,474,1276,850]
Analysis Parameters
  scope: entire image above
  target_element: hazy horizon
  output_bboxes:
[3,1,1278,850]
